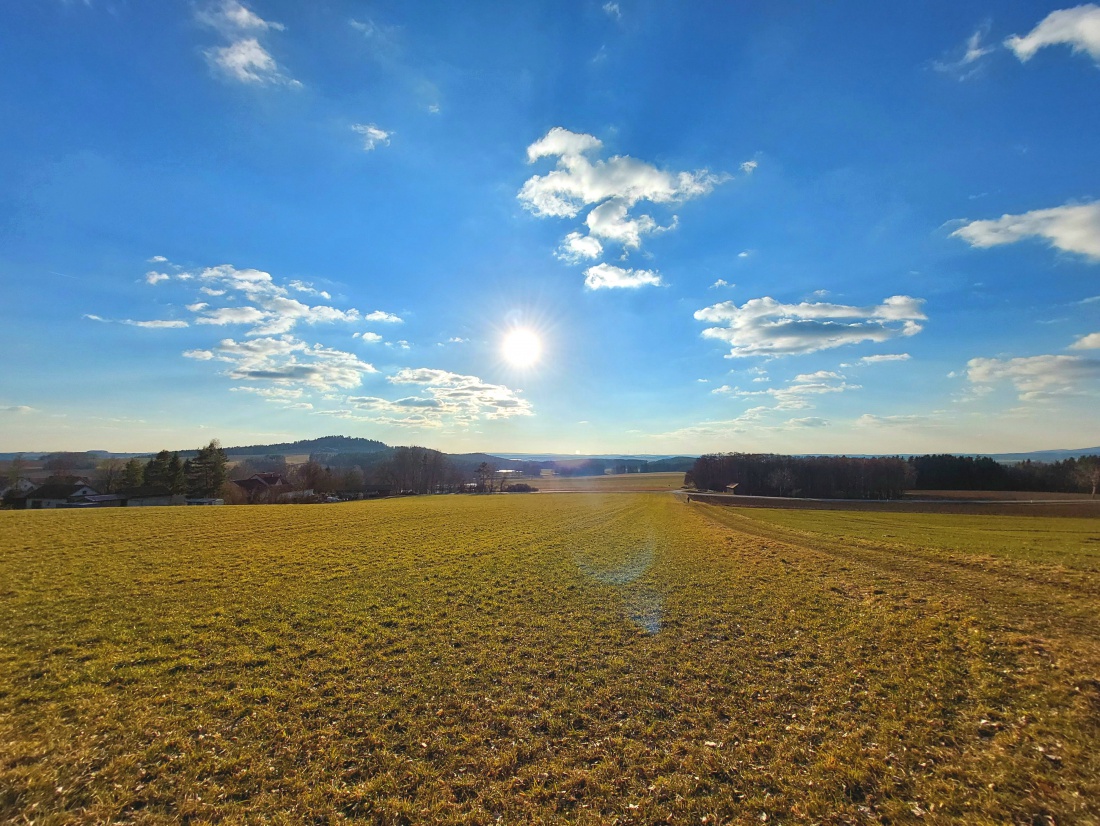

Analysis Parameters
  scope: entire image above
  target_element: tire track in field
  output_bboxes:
[690,502,1100,655]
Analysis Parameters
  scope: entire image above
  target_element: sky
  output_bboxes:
[1,1,1098,455]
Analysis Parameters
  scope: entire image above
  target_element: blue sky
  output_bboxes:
[1,1,1098,454]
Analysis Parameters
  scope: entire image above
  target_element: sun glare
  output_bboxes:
[502,328,542,367]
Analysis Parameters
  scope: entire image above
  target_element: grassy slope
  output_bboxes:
[1,496,1098,824]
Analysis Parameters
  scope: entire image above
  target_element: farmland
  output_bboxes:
[2,494,1099,824]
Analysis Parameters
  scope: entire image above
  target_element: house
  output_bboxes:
[232,472,306,503]
[119,486,186,507]
[24,482,100,509]
[0,477,37,499]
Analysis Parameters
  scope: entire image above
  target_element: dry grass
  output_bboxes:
[536,472,685,493]
[1,495,1098,824]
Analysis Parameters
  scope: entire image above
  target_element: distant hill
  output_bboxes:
[986,447,1100,463]
[222,435,389,457]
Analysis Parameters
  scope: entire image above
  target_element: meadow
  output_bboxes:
[2,493,1098,824]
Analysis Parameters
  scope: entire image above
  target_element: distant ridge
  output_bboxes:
[222,435,389,457]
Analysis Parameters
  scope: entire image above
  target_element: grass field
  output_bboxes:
[2,494,1098,824]
[535,472,685,492]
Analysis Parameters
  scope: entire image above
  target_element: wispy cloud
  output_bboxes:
[934,23,994,79]
[695,295,926,358]
[1005,4,1100,64]
[197,1,300,87]
[84,313,189,329]
[951,201,1100,260]
[351,123,392,151]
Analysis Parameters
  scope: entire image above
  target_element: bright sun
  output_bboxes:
[502,328,542,367]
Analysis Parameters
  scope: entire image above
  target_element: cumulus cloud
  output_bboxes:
[519,127,728,260]
[1070,332,1100,349]
[145,271,170,285]
[213,336,377,391]
[353,331,383,343]
[365,310,403,323]
[148,255,168,263]
[388,368,533,421]
[1005,4,1100,63]
[556,231,604,263]
[740,160,758,174]
[951,202,1100,260]
[583,262,662,290]
[351,123,392,151]
[183,349,215,360]
[194,306,268,327]
[967,354,1100,400]
[695,295,926,358]
[198,1,299,86]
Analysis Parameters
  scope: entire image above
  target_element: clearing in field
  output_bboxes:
[1,494,1098,824]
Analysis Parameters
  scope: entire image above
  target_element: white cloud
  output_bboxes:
[714,370,859,410]
[740,160,758,174]
[186,302,209,312]
[198,2,298,87]
[785,416,829,428]
[951,202,1100,260]
[519,127,727,261]
[215,336,376,391]
[289,280,331,300]
[183,349,215,360]
[695,295,926,358]
[1,405,35,414]
[556,231,603,263]
[83,313,188,329]
[351,123,392,151]
[583,262,662,290]
[603,2,621,20]
[147,255,168,264]
[711,279,732,288]
[196,0,284,35]
[1070,332,1100,349]
[382,367,534,422]
[365,310,403,323]
[1079,295,1100,304]
[967,354,1100,401]
[387,339,411,350]
[145,271,170,285]
[195,306,268,326]
[124,319,189,329]
[231,385,305,405]
[1005,4,1100,63]
[934,24,994,78]
[860,353,911,364]
[353,331,383,343]
[856,413,938,428]
[738,250,751,258]
[200,287,226,296]
[206,38,297,86]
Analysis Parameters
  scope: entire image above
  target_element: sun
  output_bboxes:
[501,328,542,367]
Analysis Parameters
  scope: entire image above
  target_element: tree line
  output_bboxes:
[687,452,1100,499]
